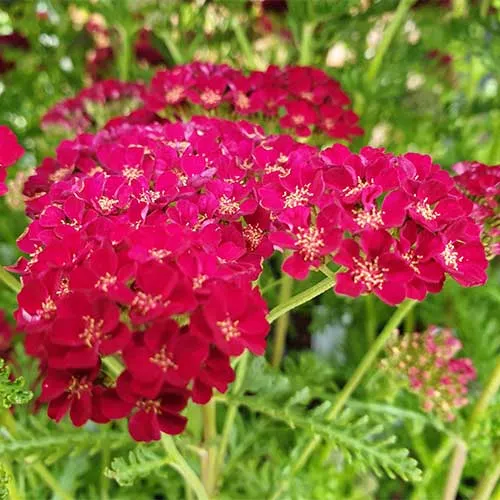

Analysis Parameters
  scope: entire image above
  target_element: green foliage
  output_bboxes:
[0,419,129,463]
[0,466,8,500]
[0,358,31,410]
[105,447,168,487]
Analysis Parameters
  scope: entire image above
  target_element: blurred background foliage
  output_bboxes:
[0,1,499,499]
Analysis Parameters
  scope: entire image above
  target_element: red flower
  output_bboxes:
[334,230,414,305]
[40,368,98,427]
[270,206,342,280]
[123,319,207,395]
[0,126,24,195]
[191,282,269,356]
[279,101,317,137]
[49,293,129,369]
[99,371,189,441]
[192,346,235,404]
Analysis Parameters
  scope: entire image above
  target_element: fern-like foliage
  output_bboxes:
[225,393,421,482]
[0,418,129,463]
[0,359,32,409]
[0,466,8,500]
[105,447,169,486]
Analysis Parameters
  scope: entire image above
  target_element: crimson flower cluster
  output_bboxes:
[17,117,273,441]
[41,80,146,134]
[17,109,488,439]
[42,63,363,143]
[382,326,476,421]
[146,62,363,141]
[453,161,500,258]
[0,125,24,196]
[268,145,488,304]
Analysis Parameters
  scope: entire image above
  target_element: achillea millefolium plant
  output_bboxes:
[0,1,499,499]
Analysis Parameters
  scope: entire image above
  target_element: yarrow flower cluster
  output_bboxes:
[453,161,500,258]
[145,62,363,141]
[41,80,147,134]
[270,145,488,304]
[0,125,24,196]
[16,117,273,441]
[382,326,476,421]
[42,63,363,142]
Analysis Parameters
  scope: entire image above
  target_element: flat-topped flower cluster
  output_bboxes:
[42,62,363,142]
[383,326,476,422]
[13,112,489,440]
[453,161,500,258]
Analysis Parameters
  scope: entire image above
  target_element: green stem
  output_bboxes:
[487,111,500,164]
[366,0,416,83]
[102,356,123,378]
[160,30,184,65]
[443,439,467,500]
[32,463,74,500]
[480,0,491,17]
[365,294,377,345]
[232,19,257,69]
[465,357,500,437]
[216,351,249,481]
[162,435,208,500]
[298,22,317,66]
[410,436,454,500]
[270,299,417,500]
[327,299,416,420]
[472,446,500,500]
[201,401,217,497]
[0,267,21,294]
[443,356,500,499]
[117,25,132,81]
[271,273,294,368]
[267,277,334,324]
[404,307,416,333]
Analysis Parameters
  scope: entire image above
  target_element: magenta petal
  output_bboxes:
[282,253,310,280]
[129,410,161,442]
[334,272,363,298]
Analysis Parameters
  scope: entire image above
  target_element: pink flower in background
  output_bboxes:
[0,126,24,196]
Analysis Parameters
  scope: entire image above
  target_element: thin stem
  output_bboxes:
[216,351,249,479]
[232,19,257,69]
[466,357,500,437]
[366,0,416,83]
[117,25,132,81]
[365,294,377,345]
[270,299,416,500]
[267,276,334,324]
[162,435,208,500]
[487,111,500,164]
[160,30,184,65]
[271,273,294,368]
[0,266,21,294]
[327,299,416,420]
[443,356,500,499]
[201,401,217,497]
[410,436,454,500]
[480,0,491,17]
[298,22,317,66]
[472,446,500,500]
[443,439,467,500]
[32,463,74,500]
